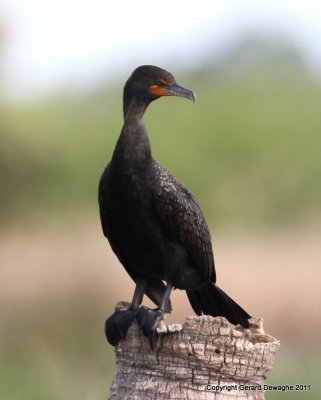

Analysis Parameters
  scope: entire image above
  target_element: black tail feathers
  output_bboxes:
[186,283,251,328]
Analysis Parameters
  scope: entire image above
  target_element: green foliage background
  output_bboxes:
[1,64,321,230]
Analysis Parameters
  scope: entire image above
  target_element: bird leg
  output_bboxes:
[105,279,148,346]
[137,281,173,350]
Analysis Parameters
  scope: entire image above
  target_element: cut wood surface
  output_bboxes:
[109,302,280,400]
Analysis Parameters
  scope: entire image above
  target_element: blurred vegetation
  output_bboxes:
[266,347,321,400]
[0,296,115,400]
[1,37,321,230]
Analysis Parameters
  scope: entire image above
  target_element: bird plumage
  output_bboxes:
[99,65,251,347]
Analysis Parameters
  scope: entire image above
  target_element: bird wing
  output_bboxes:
[98,163,172,311]
[152,161,216,283]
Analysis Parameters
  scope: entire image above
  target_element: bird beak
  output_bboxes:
[150,83,196,102]
[165,84,196,102]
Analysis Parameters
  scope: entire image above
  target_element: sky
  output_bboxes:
[1,0,321,99]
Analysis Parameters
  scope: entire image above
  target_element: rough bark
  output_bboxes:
[109,302,280,400]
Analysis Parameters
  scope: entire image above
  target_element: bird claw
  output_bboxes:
[136,306,165,350]
[104,308,136,346]
[105,305,166,349]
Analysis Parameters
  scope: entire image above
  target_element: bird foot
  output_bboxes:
[136,306,165,349]
[104,308,136,346]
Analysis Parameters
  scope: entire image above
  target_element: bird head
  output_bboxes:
[123,65,195,113]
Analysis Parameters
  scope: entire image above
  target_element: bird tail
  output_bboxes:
[186,283,251,328]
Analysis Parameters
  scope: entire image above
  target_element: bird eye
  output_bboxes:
[155,79,163,86]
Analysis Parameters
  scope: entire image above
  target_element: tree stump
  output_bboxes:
[109,302,280,400]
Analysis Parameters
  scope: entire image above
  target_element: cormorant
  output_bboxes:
[99,65,251,348]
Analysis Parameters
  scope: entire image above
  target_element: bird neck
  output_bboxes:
[123,96,149,121]
[113,98,152,169]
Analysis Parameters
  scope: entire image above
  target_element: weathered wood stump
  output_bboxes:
[109,302,280,400]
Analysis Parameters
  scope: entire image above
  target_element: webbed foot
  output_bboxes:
[104,308,136,346]
[136,306,165,349]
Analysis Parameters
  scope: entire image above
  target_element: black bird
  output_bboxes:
[99,65,251,348]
